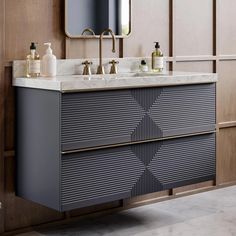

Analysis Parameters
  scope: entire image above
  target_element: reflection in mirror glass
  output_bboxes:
[65,0,131,37]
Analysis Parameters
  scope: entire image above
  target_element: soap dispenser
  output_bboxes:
[26,42,40,78]
[41,42,57,77]
[152,42,164,72]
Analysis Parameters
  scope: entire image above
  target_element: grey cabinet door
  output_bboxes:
[61,133,215,211]
[61,84,215,151]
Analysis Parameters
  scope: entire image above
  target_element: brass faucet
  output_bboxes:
[97,29,116,74]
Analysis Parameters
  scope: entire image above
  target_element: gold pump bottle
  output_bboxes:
[152,42,164,72]
[26,42,40,78]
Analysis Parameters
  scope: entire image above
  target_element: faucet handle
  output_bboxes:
[82,60,93,65]
[109,60,119,74]
[82,60,93,75]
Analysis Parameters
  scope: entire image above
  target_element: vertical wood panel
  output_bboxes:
[169,0,175,71]
[218,0,236,55]
[217,127,236,184]
[175,0,213,56]
[123,0,169,58]
[0,0,5,233]
[218,61,236,123]
[175,61,213,73]
[3,0,65,232]
[5,0,65,60]
[66,38,120,59]
[4,66,14,151]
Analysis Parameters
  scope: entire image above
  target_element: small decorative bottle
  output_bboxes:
[139,60,149,72]
[26,42,40,78]
[152,42,164,72]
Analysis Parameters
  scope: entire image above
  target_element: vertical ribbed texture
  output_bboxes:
[131,88,162,112]
[131,114,162,141]
[131,169,163,197]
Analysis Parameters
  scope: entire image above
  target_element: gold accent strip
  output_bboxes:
[61,130,216,155]
[218,121,236,129]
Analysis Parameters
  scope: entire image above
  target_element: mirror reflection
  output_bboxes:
[65,0,131,37]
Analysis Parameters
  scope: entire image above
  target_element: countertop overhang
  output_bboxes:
[13,71,217,92]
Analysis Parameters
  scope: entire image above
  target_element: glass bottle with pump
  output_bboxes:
[26,42,40,78]
[152,42,164,72]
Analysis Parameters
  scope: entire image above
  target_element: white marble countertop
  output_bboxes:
[12,71,217,92]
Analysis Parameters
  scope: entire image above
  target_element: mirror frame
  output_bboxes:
[64,0,132,38]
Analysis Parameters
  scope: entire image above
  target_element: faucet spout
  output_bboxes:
[81,28,95,36]
[97,29,116,74]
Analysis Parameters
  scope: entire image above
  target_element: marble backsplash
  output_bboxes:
[13,57,167,78]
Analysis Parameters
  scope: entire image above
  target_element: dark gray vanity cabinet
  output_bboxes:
[16,83,216,212]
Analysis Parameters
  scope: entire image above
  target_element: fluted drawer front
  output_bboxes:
[61,84,215,151]
[150,83,216,137]
[148,133,216,192]
[61,90,147,151]
[61,147,145,211]
[61,133,215,209]
[131,133,215,196]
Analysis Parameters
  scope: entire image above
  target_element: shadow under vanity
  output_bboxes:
[13,59,217,212]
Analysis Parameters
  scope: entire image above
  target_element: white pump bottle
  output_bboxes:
[41,42,57,77]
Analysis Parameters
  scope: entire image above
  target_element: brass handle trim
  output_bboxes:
[109,60,119,65]
[82,60,93,65]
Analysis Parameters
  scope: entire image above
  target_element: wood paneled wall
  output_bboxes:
[1,0,236,234]
[0,0,6,233]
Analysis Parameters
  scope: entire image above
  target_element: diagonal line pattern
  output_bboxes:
[131,168,164,197]
[131,88,162,112]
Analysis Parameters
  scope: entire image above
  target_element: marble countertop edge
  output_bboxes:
[12,72,218,92]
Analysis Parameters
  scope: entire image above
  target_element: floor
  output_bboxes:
[18,185,236,236]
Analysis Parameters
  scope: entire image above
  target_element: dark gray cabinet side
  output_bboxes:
[61,84,216,151]
[16,88,61,211]
[60,133,216,211]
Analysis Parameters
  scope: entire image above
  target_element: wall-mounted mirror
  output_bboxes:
[65,0,131,38]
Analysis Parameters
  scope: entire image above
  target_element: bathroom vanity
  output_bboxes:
[13,59,217,212]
